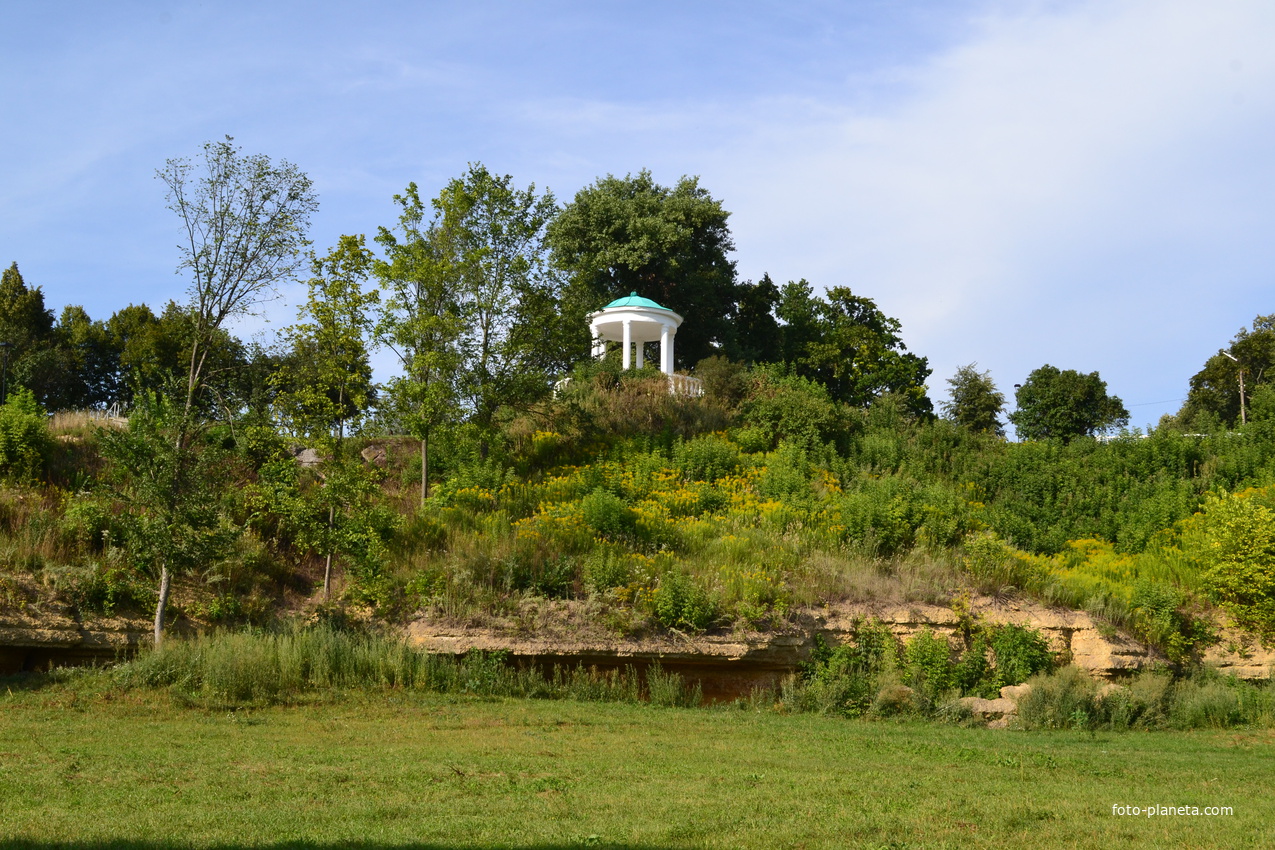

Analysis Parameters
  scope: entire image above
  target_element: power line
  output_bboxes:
[1127,398,1185,407]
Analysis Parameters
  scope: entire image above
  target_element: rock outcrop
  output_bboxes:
[816,597,1166,678]
[0,599,148,674]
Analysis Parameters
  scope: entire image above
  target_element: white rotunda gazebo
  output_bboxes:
[586,293,702,396]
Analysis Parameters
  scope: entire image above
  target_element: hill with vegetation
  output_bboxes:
[3,140,1275,704]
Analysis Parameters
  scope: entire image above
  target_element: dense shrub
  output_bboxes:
[651,570,716,631]
[0,390,53,482]
[792,618,1056,718]
[673,434,741,482]
[580,488,639,541]
[988,624,1054,687]
[1193,489,1275,641]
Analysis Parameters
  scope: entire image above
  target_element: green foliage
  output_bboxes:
[1019,666,1275,731]
[776,282,932,415]
[1177,313,1275,429]
[903,628,955,702]
[57,562,152,616]
[158,137,318,414]
[579,488,638,541]
[96,392,234,637]
[673,434,741,481]
[1008,364,1129,441]
[795,623,899,717]
[962,532,1046,592]
[374,181,464,500]
[988,624,1054,687]
[1017,666,1099,730]
[108,626,701,709]
[652,570,716,631]
[739,368,846,451]
[1194,488,1275,641]
[271,235,379,442]
[644,663,703,708]
[795,618,1055,718]
[941,362,1005,436]
[1129,579,1212,663]
[548,170,738,369]
[0,389,52,481]
[434,164,568,428]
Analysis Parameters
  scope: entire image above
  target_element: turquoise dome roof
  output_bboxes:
[602,292,668,310]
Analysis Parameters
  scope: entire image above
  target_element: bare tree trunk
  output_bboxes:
[421,436,429,505]
[324,504,334,600]
[153,563,171,646]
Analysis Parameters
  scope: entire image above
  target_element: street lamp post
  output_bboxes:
[1221,350,1246,425]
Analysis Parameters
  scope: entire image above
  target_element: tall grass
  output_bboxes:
[1017,666,1275,731]
[111,625,698,708]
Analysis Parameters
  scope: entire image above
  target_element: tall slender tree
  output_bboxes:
[375,183,463,504]
[134,138,318,643]
[272,236,379,598]
[158,136,318,418]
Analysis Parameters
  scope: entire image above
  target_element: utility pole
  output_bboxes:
[1221,350,1247,425]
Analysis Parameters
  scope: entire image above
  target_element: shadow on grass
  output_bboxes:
[0,843,680,850]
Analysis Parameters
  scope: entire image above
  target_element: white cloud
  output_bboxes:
[711,0,1275,422]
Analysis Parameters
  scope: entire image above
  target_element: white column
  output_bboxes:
[635,337,645,369]
[665,329,675,374]
[622,319,632,369]
[660,325,671,374]
[592,338,606,359]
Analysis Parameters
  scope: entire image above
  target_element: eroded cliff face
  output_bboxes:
[406,596,1272,685]
[3,593,1271,684]
[818,598,1165,678]
[0,599,149,674]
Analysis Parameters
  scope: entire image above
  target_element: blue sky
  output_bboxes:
[3,1,1273,429]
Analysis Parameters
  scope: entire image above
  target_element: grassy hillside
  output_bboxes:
[3,363,1275,670]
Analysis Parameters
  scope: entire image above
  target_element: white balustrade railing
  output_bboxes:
[667,373,703,397]
[552,373,704,398]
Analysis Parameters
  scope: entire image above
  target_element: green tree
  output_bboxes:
[1195,490,1275,641]
[1008,365,1128,441]
[48,306,120,410]
[776,282,932,415]
[272,236,378,444]
[136,137,316,643]
[271,236,380,599]
[941,363,1005,436]
[97,393,230,644]
[732,274,782,364]
[157,136,318,417]
[548,170,738,367]
[0,262,62,407]
[375,183,463,503]
[432,164,566,430]
[0,389,54,481]
[1176,314,1275,430]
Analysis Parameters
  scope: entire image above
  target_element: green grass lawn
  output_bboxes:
[1,682,1271,849]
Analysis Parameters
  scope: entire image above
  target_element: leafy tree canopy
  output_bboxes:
[548,170,738,368]
[772,281,932,415]
[1008,364,1128,441]
[941,363,1005,436]
[1176,314,1275,430]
